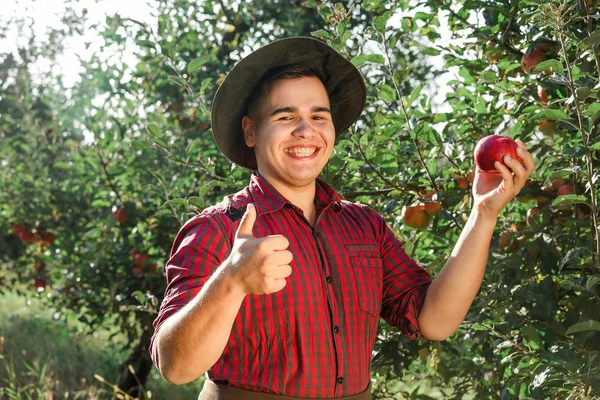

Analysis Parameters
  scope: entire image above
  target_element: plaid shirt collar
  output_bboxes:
[248,171,344,217]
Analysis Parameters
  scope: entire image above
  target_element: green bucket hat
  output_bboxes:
[211,36,367,170]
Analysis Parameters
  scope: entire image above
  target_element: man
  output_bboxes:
[150,37,534,399]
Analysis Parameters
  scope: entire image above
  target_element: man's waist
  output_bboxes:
[198,379,372,400]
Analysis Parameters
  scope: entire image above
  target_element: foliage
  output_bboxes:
[1,0,599,397]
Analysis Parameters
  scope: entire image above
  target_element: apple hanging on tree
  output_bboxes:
[474,135,519,172]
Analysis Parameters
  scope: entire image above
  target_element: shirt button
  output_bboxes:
[334,326,339,333]
[337,376,344,384]
[326,276,333,284]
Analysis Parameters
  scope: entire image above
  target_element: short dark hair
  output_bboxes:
[246,64,326,118]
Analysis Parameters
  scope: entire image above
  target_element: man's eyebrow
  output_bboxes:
[269,107,297,117]
[268,106,331,117]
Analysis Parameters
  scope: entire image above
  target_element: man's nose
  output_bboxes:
[293,117,316,137]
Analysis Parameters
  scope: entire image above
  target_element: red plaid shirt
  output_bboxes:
[151,172,432,398]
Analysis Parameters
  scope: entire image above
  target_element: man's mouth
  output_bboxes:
[284,147,319,158]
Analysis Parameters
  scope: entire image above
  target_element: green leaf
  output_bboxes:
[533,59,564,74]
[351,53,385,67]
[303,0,317,7]
[407,83,425,107]
[458,67,474,84]
[199,180,221,199]
[131,291,145,305]
[200,77,212,93]
[377,84,396,102]
[162,198,187,208]
[549,166,581,181]
[579,32,600,49]
[373,11,392,34]
[550,194,588,209]
[136,40,155,49]
[311,29,332,40]
[168,75,186,87]
[558,247,594,272]
[566,320,600,335]
[146,124,162,138]
[188,57,209,74]
[590,142,600,150]
[393,68,410,85]
[188,196,204,208]
[528,109,569,121]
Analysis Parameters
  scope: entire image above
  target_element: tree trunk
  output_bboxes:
[116,328,154,399]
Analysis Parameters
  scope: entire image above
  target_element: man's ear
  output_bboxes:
[241,115,256,147]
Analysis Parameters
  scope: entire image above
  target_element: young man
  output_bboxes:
[150,37,534,399]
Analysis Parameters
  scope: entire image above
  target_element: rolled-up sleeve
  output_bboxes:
[149,213,231,367]
[378,216,432,340]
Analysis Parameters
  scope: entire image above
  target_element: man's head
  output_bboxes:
[241,65,335,190]
[210,37,366,170]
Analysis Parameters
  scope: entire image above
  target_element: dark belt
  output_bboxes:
[198,380,372,400]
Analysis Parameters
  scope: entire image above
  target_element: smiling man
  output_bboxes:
[150,37,534,400]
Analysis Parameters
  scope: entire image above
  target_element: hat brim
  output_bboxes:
[211,37,366,170]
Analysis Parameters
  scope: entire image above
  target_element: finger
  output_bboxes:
[273,264,292,279]
[515,145,535,175]
[503,155,527,187]
[269,278,288,293]
[235,203,256,238]
[494,161,514,192]
[261,235,290,250]
[268,250,294,266]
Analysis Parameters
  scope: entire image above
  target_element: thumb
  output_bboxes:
[235,203,256,238]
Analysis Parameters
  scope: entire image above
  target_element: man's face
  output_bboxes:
[242,76,335,190]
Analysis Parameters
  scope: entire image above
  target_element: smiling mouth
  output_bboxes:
[285,147,319,158]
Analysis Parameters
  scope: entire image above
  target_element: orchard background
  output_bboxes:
[1,0,599,398]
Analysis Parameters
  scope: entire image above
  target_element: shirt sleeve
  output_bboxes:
[149,213,231,367]
[377,214,432,340]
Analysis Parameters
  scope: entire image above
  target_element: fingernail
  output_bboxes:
[517,147,525,153]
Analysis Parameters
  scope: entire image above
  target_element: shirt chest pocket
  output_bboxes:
[347,244,383,318]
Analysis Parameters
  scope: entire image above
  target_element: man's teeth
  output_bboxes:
[286,148,317,157]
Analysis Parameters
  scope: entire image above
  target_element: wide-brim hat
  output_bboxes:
[211,36,366,170]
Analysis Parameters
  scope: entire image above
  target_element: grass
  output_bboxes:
[0,287,204,399]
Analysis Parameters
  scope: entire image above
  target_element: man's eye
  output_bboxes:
[278,116,293,121]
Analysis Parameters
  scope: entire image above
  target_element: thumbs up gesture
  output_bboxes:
[226,203,293,295]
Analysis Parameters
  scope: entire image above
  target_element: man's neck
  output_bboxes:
[258,173,318,225]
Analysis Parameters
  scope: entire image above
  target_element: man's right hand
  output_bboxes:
[227,203,293,295]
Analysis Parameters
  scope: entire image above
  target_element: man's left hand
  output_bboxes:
[472,139,535,218]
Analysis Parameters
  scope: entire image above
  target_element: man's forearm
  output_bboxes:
[418,209,497,340]
[155,262,246,384]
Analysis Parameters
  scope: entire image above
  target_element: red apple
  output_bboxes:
[34,278,47,289]
[474,135,519,173]
[557,184,574,196]
[551,178,565,190]
[134,253,148,267]
[521,46,548,74]
[485,41,502,63]
[20,230,34,242]
[537,86,549,104]
[129,247,139,259]
[12,223,26,235]
[41,232,55,245]
[131,266,144,278]
[453,174,469,190]
[467,167,476,183]
[113,208,126,224]
[402,205,431,229]
[538,120,556,136]
[424,201,442,216]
